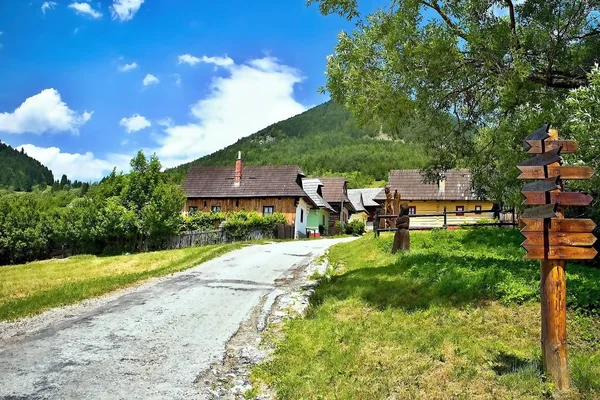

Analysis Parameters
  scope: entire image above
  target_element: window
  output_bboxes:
[408,206,416,215]
[211,205,221,213]
[236,199,240,207]
[300,209,304,223]
[456,206,464,216]
[189,206,198,214]
[263,206,274,216]
[203,200,207,207]
[475,205,482,215]
[322,215,326,225]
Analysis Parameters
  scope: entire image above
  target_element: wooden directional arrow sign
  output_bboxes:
[518,166,595,180]
[522,232,597,247]
[522,192,593,206]
[526,140,578,154]
[522,204,557,219]
[522,176,560,192]
[525,124,551,142]
[522,244,598,260]
[521,218,597,233]
[519,148,562,167]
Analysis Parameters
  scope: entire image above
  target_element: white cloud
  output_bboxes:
[17,144,131,181]
[119,114,151,133]
[178,54,201,66]
[68,2,103,19]
[73,27,80,35]
[142,73,159,86]
[200,55,235,67]
[110,0,144,22]
[41,1,57,14]
[172,74,182,86]
[119,62,138,72]
[0,88,92,135]
[152,56,306,167]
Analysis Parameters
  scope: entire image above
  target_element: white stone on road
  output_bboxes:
[0,238,352,399]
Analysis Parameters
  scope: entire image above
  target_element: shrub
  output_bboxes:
[222,211,286,240]
[333,220,345,234]
[345,220,365,236]
[180,211,225,232]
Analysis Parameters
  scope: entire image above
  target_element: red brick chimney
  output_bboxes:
[234,151,242,186]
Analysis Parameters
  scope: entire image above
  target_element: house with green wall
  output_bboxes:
[302,178,335,237]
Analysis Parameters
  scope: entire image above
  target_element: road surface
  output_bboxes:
[0,238,352,399]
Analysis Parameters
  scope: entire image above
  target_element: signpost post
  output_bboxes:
[518,125,597,390]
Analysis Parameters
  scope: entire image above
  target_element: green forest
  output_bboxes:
[0,142,54,191]
[166,101,430,188]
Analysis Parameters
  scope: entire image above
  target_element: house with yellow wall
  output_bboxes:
[374,169,495,228]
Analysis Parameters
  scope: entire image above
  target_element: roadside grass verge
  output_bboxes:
[252,228,600,399]
[0,243,244,321]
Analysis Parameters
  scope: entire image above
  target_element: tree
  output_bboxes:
[122,151,162,215]
[310,0,600,204]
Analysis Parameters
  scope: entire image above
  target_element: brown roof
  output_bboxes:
[374,169,484,201]
[302,178,335,212]
[318,177,350,203]
[183,165,309,198]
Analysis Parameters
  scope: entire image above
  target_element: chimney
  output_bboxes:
[234,151,242,186]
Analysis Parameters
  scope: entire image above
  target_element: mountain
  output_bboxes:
[167,101,428,188]
[0,141,54,191]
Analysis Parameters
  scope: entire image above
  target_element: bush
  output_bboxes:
[345,220,365,236]
[333,220,345,234]
[222,211,286,240]
[180,211,225,232]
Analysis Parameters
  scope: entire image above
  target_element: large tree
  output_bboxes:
[310,0,600,204]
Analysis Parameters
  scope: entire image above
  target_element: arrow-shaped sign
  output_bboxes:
[525,124,551,142]
[521,218,597,233]
[522,176,560,192]
[522,232,597,247]
[519,147,562,167]
[522,244,598,260]
[526,140,578,154]
[518,166,595,180]
[522,192,593,206]
[522,204,557,219]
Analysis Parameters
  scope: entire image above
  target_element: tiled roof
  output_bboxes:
[347,190,365,212]
[349,188,383,208]
[318,177,350,203]
[183,165,309,198]
[302,178,335,212]
[374,169,483,201]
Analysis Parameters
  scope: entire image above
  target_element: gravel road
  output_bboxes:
[0,238,353,399]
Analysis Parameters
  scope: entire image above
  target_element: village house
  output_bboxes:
[348,188,382,230]
[302,178,335,237]
[182,152,315,238]
[374,169,495,228]
[317,177,355,229]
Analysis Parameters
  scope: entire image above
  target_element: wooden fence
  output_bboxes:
[374,208,517,237]
[169,224,295,249]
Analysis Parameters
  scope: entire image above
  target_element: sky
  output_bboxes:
[0,0,380,181]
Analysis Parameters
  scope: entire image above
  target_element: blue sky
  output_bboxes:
[0,0,380,181]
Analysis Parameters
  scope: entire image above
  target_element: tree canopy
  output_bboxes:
[310,0,600,204]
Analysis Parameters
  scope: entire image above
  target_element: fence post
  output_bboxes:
[443,206,447,229]
[374,214,379,237]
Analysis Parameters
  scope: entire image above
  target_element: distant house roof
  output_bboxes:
[183,165,309,198]
[348,188,383,208]
[374,169,482,201]
[318,177,356,212]
[347,190,366,213]
[302,178,335,212]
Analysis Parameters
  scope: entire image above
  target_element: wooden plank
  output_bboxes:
[519,148,562,167]
[523,244,598,260]
[526,140,578,154]
[525,124,551,142]
[522,232,597,246]
[521,218,597,233]
[522,192,593,206]
[518,166,595,180]
[522,176,560,192]
[522,204,557,219]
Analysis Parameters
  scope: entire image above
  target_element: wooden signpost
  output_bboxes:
[518,125,597,390]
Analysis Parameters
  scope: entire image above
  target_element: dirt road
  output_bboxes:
[0,238,352,399]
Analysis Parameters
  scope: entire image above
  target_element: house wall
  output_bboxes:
[383,200,495,228]
[327,202,351,227]
[294,198,311,238]
[349,211,368,224]
[307,209,331,234]
[185,197,298,224]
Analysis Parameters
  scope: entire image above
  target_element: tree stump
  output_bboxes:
[392,203,410,254]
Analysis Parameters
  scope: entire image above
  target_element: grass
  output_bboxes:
[252,228,600,399]
[0,243,243,321]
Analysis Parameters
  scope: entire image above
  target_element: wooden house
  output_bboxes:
[318,177,356,228]
[374,169,495,228]
[302,178,335,237]
[182,152,315,238]
[348,188,382,229]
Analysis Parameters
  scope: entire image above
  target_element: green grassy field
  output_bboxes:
[252,228,600,399]
[0,243,243,321]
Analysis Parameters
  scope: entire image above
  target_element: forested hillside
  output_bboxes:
[167,102,429,188]
[0,142,54,191]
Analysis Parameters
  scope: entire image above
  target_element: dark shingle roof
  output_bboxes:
[374,169,483,201]
[302,178,335,212]
[348,188,382,208]
[318,177,350,203]
[183,165,308,198]
[347,190,365,212]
